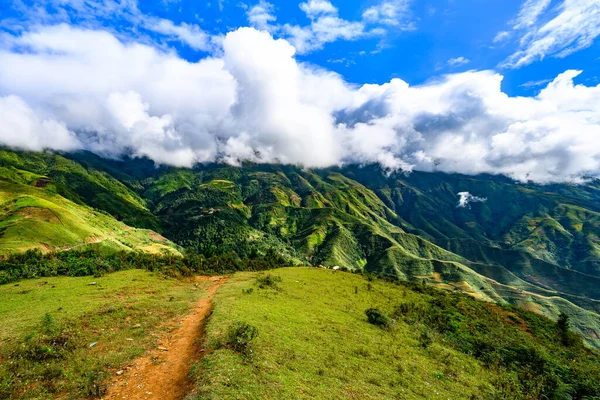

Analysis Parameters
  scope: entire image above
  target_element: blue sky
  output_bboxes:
[2,0,598,94]
[0,0,599,182]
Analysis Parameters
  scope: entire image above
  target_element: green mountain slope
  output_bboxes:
[0,154,179,255]
[2,149,600,349]
[0,150,159,230]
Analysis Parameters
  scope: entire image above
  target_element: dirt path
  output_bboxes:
[103,276,226,400]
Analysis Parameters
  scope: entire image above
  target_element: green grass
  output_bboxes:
[189,268,498,399]
[189,268,600,400]
[0,270,212,399]
[0,180,180,256]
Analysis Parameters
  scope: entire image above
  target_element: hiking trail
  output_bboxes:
[103,276,226,400]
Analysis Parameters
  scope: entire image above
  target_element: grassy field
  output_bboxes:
[188,267,600,400]
[189,268,498,399]
[0,270,212,399]
[1,266,599,399]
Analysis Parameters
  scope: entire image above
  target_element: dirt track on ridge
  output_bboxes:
[103,276,226,400]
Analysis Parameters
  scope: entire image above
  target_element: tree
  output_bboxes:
[557,312,574,347]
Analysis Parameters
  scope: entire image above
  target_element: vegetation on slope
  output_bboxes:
[0,149,158,229]
[0,270,213,399]
[189,268,600,400]
[2,149,600,349]
[0,179,177,255]
[0,248,289,285]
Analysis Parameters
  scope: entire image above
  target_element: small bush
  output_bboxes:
[419,330,433,349]
[82,369,108,398]
[256,274,281,289]
[18,314,78,362]
[225,321,258,359]
[365,308,392,329]
[242,288,254,294]
[0,376,14,399]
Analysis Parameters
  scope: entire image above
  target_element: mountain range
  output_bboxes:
[1,148,600,349]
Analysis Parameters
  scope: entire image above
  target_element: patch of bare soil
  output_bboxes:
[103,276,227,400]
[148,231,169,242]
[15,206,61,223]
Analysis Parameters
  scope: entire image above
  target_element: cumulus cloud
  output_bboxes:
[500,0,600,68]
[0,95,80,151]
[0,25,600,182]
[457,192,487,208]
[281,0,370,54]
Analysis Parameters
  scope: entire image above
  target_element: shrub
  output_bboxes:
[225,321,258,359]
[0,248,287,286]
[365,308,392,329]
[256,274,281,289]
[0,377,14,399]
[418,330,433,349]
[82,369,108,398]
[18,314,78,362]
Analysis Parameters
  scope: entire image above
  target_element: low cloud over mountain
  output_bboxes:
[1,25,599,182]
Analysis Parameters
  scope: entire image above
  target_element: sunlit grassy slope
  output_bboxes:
[0,179,179,255]
[0,270,212,399]
[193,269,495,399]
[189,268,600,400]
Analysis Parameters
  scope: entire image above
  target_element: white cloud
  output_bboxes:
[283,15,367,53]
[447,56,470,67]
[362,0,412,27]
[0,24,235,166]
[519,78,552,88]
[247,0,277,31]
[0,95,80,152]
[493,31,511,43]
[2,0,215,52]
[245,0,413,54]
[457,192,487,208]
[1,25,600,182]
[500,0,600,68]
[144,18,213,51]
[299,0,337,17]
[513,0,552,29]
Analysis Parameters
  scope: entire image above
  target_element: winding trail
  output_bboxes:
[103,276,227,400]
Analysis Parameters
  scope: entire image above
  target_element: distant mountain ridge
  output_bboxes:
[1,148,600,349]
